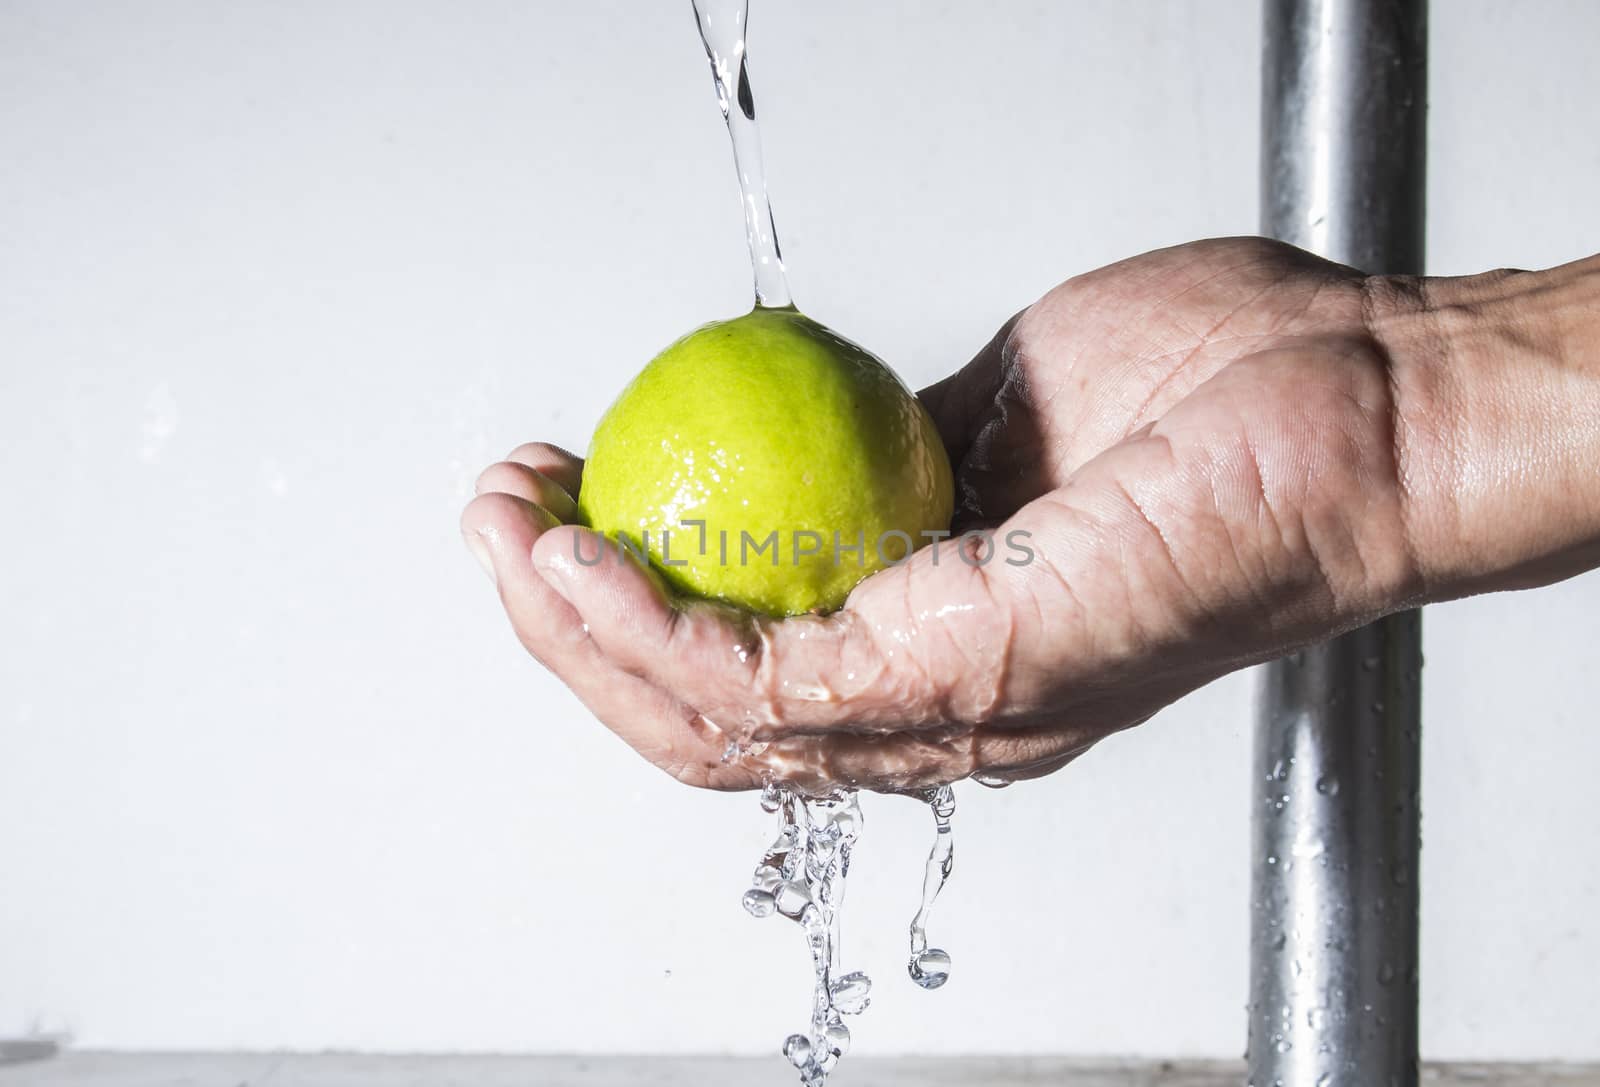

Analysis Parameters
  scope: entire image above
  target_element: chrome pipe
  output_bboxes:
[1250,2,1427,1086]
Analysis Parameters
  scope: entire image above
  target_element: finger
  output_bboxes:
[917,312,1022,463]
[971,729,1099,783]
[733,713,1098,794]
[474,461,579,521]
[461,491,758,790]
[532,525,1016,739]
[777,718,1098,793]
[505,441,585,497]
[747,729,980,795]
[748,721,1087,794]
[978,749,1086,784]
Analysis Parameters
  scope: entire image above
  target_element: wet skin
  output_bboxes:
[462,237,1600,794]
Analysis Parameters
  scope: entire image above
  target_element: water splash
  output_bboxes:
[741,785,867,1086]
[691,0,792,308]
[742,784,957,1085]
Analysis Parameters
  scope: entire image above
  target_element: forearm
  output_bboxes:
[1371,254,1600,601]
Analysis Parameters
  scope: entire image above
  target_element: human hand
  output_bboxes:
[461,238,1600,793]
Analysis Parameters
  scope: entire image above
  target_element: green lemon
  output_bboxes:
[577,307,954,617]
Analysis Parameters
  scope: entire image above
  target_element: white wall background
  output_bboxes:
[2,0,1597,1064]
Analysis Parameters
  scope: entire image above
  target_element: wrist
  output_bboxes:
[1365,256,1600,602]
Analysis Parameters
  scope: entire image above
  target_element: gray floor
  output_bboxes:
[3,1054,1600,1086]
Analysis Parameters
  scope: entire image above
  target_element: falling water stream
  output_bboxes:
[689,2,959,1081]
[906,786,957,991]
[692,0,791,309]
[740,784,957,1086]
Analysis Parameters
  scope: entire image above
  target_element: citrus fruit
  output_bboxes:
[577,306,954,616]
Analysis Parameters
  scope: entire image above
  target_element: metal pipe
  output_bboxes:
[1249,3,1427,1086]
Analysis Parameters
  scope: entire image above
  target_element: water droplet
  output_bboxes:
[1315,775,1339,796]
[824,1018,851,1056]
[783,1034,813,1067]
[908,948,951,990]
[830,971,872,1015]
[742,889,776,917]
